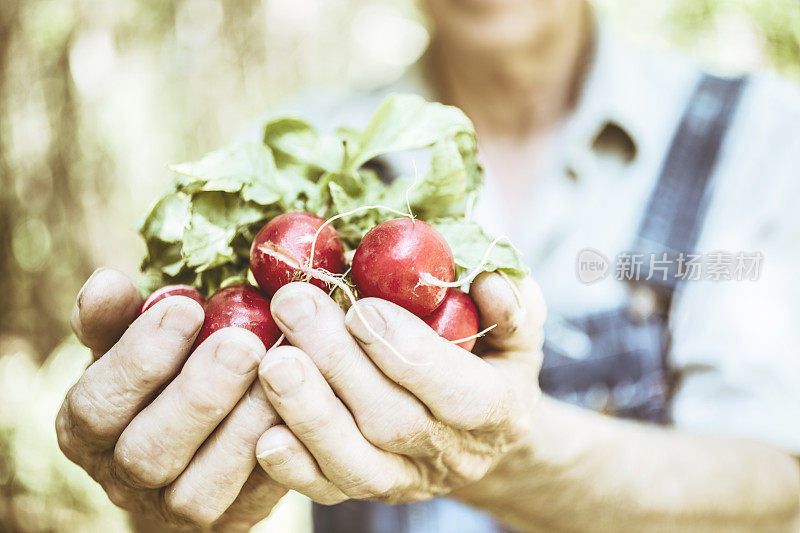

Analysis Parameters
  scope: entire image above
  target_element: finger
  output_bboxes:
[56,296,204,461]
[469,272,546,352]
[256,425,347,505]
[70,268,143,356]
[270,283,437,453]
[164,382,281,526]
[114,327,266,489]
[345,299,513,431]
[211,468,287,533]
[128,470,287,532]
[258,346,416,501]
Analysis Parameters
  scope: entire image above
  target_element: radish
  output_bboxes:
[140,284,205,315]
[423,289,480,351]
[250,212,346,297]
[351,218,455,317]
[194,284,281,350]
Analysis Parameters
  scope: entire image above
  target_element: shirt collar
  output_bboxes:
[559,22,648,174]
[560,19,702,179]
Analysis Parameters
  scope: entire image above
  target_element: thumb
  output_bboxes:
[469,272,546,352]
[70,268,143,358]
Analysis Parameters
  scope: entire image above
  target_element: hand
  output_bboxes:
[254,272,545,505]
[58,269,286,530]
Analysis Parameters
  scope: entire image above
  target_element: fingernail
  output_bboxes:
[159,301,203,337]
[271,289,316,330]
[345,303,386,342]
[260,357,304,396]
[216,335,263,375]
[77,268,106,309]
[257,446,291,467]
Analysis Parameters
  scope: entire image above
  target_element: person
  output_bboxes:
[57,0,800,531]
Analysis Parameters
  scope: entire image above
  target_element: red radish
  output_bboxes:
[351,218,455,317]
[423,289,480,351]
[194,284,281,350]
[250,212,346,296]
[140,284,205,315]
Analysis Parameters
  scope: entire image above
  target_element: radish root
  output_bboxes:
[306,204,413,270]
[407,160,420,220]
[450,323,497,346]
[421,235,523,288]
[270,333,285,351]
[308,166,422,269]
[498,270,522,309]
[258,244,431,367]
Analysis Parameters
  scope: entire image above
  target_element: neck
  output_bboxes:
[429,1,592,140]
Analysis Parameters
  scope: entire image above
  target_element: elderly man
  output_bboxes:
[58,0,800,531]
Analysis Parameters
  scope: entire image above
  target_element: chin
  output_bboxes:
[423,0,571,52]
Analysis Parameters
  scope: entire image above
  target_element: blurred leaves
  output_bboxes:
[0,341,130,532]
[0,0,93,365]
[667,0,800,77]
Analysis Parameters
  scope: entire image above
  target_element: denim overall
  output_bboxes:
[312,74,748,533]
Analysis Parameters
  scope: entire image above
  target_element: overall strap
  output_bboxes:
[632,73,748,299]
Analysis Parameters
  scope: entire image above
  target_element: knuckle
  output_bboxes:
[368,417,431,453]
[314,344,358,383]
[452,379,507,431]
[113,439,173,488]
[177,387,223,426]
[169,374,232,429]
[288,469,330,495]
[118,345,178,390]
[104,481,136,511]
[342,472,395,500]
[213,422,256,459]
[447,403,493,431]
[67,385,117,443]
[289,406,335,438]
[370,428,409,452]
[55,404,82,461]
[292,469,322,489]
[163,485,223,527]
[443,449,492,485]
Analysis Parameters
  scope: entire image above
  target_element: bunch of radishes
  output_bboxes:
[142,211,481,354]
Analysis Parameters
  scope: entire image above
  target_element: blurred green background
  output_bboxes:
[0,0,798,531]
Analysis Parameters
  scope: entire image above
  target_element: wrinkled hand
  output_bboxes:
[255,272,545,505]
[57,269,286,531]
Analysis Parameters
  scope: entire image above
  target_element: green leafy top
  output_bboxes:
[138,93,528,296]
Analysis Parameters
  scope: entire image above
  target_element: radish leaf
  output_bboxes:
[430,218,529,279]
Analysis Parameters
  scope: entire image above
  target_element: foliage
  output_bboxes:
[139,94,527,297]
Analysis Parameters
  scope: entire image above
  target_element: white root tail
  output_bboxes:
[307,166,422,270]
[270,333,285,351]
[421,235,523,288]
[450,323,497,346]
[498,270,522,308]
[258,244,431,367]
[306,204,414,270]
